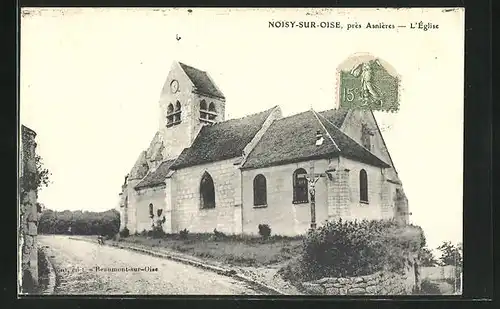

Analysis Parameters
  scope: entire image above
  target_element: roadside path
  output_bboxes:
[39,235,264,295]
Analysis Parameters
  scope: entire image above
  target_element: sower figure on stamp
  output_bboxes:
[350,60,382,106]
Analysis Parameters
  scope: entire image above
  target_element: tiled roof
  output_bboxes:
[134,159,177,189]
[170,107,276,169]
[179,62,225,99]
[315,111,390,168]
[318,107,350,127]
[241,109,390,170]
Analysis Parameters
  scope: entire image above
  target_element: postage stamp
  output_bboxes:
[337,54,400,112]
[19,7,465,296]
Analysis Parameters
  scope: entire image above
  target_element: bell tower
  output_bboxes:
[158,61,226,160]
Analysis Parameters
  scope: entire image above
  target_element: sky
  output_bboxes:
[20,8,464,251]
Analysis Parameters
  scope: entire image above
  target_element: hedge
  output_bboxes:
[281,219,425,282]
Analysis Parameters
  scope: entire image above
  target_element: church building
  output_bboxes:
[118,61,409,236]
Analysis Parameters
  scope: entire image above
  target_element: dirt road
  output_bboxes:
[38,235,264,295]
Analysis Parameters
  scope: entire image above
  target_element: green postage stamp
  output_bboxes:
[337,54,400,112]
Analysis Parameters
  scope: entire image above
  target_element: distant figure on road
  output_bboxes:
[97,235,105,245]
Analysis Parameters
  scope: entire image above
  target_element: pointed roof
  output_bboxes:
[241,109,390,170]
[134,159,177,190]
[178,62,225,99]
[170,107,277,169]
[318,107,350,128]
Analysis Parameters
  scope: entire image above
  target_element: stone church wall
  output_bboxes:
[341,157,392,221]
[341,110,399,183]
[171,158,242,234]
[241,159,330,236]
[133,185,167,233]
[242,156,395,237]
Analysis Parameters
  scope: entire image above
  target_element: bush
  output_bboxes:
[179,228,189,240]
[119,227,130,238]
[213,228,227,240]
[152,226,165,239]
[258,224,272,239]
[299,219,424,280]
[418,279,442,295]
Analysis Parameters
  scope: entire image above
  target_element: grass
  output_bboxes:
[118,233,304,267]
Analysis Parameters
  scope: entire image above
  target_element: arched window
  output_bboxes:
[174,101,181,123]
[166,102,181,127]
[166,103,174,125]
[359,169,368,203]
[200,100,207,111]
[200,172,215,209]
[149,203,154,218]
[293,168,309,204]
[208,102,217,120]
[200,100,216,124]
[253,174,267,206]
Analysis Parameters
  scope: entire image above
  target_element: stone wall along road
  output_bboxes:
[38,235,264,295]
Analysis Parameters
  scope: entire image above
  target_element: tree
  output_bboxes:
[34,154,51,192]
[419,247,439,267]
[437,241,462,266]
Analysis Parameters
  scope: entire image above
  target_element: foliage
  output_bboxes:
[437,241,462,266]
[151,226,166,239]
[286,219,425,281]
[444,277,461,293]
[38,209,120,238]
[213,228,227,240]
[419,247,439,267]
[21,153,51,201]
[179,228,189,240]
[258,224,272,239]
[418,278,442,295]
[119,227,130,238]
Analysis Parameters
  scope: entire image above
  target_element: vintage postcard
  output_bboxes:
[19,7,465,296]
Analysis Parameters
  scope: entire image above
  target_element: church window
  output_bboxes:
[209,102,216,112]
[253,174,267,206]
[200,100,217,124]
[166,102,181,127]
[167,103,174,126]
[200,172,216,209]
[359,169,368,203]
[174,101,182,123]
[361,124,371,150]
[149,203,154,218]
[208,102,217,121]
[200,100,207,111]
[293,168,309,204]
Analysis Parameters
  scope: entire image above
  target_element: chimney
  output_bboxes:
[315,130,324,146]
